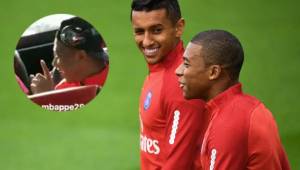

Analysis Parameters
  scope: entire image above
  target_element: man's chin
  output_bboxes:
[145,57,158,65]
[144,54,165,65]
[183,90,202,100]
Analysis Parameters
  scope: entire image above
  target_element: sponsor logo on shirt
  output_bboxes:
[140,134,160,155]
[144,91,152,110]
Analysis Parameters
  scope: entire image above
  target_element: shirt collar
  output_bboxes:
[148,40,184,72]
[81,66,108,87]
[206,83,243,112]
[55,66,108,90]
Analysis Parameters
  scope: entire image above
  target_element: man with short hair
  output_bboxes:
[176,30,290,169]
[30,17,108,94]
[130,0,207,169]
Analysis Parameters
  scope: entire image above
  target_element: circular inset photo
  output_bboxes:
[14,14,109,111]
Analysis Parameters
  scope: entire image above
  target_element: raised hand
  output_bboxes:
[30,60,55,94]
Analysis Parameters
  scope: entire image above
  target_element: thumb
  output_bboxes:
[29,74,34,82]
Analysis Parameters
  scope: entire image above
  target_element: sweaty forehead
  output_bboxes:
[131,9,171,28]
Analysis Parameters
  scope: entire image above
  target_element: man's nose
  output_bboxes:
[175,63,184,77]
[142,32,154,47]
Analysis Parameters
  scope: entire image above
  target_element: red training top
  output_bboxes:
[55,66,108,90]
[198,83,290,170]
[139,41,207,170]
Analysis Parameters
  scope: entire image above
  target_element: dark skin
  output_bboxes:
[30,38,105,94]
[131,8,185,65]
[175,42,237,101]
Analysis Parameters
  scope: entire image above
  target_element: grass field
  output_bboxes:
[0,0,299,169]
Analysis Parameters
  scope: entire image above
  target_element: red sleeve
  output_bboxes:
[247,104,290,170]
[160,73,207,170]
[202,116,249,170]
[145,57,208,169]
[202,103,290,170]
[162,99,206,170]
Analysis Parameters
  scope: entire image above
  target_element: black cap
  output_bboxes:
[56,17,105,54]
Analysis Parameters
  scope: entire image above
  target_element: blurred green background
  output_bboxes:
[0,0,299,169]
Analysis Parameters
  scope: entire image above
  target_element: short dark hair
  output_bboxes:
[56,17,108,64]
[130,0,181,25]
[191,30,244,81]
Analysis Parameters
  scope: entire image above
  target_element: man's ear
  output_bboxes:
[175,18,185,38]
[208,65,222,80]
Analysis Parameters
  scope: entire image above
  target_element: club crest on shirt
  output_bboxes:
[144,91,152,110]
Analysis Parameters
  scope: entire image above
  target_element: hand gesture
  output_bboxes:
[30,60,55,94]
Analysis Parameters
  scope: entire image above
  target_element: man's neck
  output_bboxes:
[207,79,238,102]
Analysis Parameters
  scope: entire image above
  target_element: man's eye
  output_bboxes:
[134,29,144,35]
[153,28,162,34]
[184,62,189,68]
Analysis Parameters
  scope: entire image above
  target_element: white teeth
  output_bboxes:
[144,48,158,56]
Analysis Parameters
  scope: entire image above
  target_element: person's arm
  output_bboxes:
[202,103,290,170]
[161,98,206,170]
[247,104,291,170]
[201,106,250,170]
[201,126,248,170]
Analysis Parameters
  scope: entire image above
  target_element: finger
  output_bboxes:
[40,60,51,79]
[30,83,37,88]
[29,74,35,82]
[31,76,41,84]
[50,67,57,78]
[30,83,37,94]
[50,67,55,74]
[36,73,45,79]
[31,74,41,81]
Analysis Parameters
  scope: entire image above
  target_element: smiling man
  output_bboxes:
[130,0,207,169]
[30,17,108,94]
[176,30,290,169]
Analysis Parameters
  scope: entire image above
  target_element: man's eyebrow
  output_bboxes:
[134,27,143,30]
[150,24,163,28]
[134,24,163,30]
